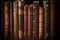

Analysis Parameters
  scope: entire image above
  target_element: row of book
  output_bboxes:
[2,0,57,40]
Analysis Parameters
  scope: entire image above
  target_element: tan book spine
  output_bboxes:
[24,5,28,39]
[33,1,39,39]
[18,0,25,39]
[4,1,9,39]
[39,7,44,39]
[13,1,19,39]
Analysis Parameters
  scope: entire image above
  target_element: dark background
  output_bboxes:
[0,0,60,40]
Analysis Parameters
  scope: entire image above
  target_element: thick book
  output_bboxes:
[43,1,50,40]
[39,7,44,40]
[3,1,10,39]
[24,5,28,39]
[13,1,19,39]
[28,5,33,39]
[50,1,56,40]
[18,0,25,39]
[10,2,13,39]
[33,1,39,40]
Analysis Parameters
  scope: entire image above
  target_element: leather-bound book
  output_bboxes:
[28,5,33,40]
[50,1,56,40]
[33,1,39,40]
[18,0,25,39]
[24,5,28,40]
[3,1,10,39]
[10,2,14,39]
[39,7,44,40]
[43,1,50,40]
[13,1,19,39]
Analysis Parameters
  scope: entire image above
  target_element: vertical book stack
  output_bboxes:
[2,0,57,40]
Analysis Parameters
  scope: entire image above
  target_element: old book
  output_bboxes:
[28,5,33,39]
[13,1,19,39]
[10,2,14,39]
[50,1,56,40]
[39,7,44,40]
[18,0,25,39]
[3,1,10,39]
[24,5,28,39]
[33,1,39,40]
[43,1,50,40]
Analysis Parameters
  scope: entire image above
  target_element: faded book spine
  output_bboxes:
[24,5,28,39]
[33,1,39,39]
[28,5,33,39]
[43,1,50,40]
[50,1,56,40]
[10,2,13,39]
[4,1,10,39]
[13,1,19,39]
[39,7,44,40]
[18,0,25,39]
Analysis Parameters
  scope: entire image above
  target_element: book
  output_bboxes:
[18,0,25,39]
[50,1,56,40]
[24,5,28,39]
[33,1,39,40]
[43,1,50,40]
[13,1,19,39]
[3,1,10,39]
[39,7,44,40]
[28,5,33,39]
[10,2,13,39]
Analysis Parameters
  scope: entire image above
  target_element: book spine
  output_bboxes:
[4,1,10,39]
[33,1,39,39]
[43,1,50,40]
[39,7,44,40]
[24,5,28,39]
[28,5,33,39]
[50,1,56,40]
[13,1,19,39]
[18,0,25,39]
[10,2,13,39]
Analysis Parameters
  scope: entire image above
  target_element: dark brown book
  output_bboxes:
[33,1,39,40]
[18,0,25,39]
[39,7,44,40]
[13,1,19,39]
[3,1,10,39]
[50,1,56,40]
[10,2,13,39]
[28,5,33,39]
[24,5,28,39]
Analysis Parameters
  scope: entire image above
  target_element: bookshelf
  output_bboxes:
[0,0,59,40]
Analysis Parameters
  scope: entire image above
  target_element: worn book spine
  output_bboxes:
[39,7,44,40]
[24,5,28,39]
[18,0,25,39]
[50,1,56,40]
[13,1,19,39]
[4,1,10,39]
[28,5,33,39]
[33,1,39,40]
[10,2,13,39]
[43,1,50,40]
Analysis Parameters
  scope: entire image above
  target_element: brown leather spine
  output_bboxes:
[13,1,19,39]
[33,1,39,39]
[50,1,56,40]
[4,1,9,39]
